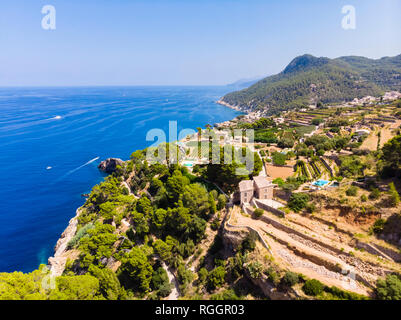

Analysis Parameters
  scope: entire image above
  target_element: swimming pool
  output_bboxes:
[183,162,194,167]
[313,179,330,187]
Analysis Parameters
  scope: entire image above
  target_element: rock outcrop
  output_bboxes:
[48,209,80,277]
[221,227,249,257]
[98,158,124,174]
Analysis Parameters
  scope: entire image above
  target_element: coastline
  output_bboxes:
[46,97,239,276]
[216,99,245,112]
[48,208,82,276]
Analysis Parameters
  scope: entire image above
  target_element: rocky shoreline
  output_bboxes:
[47,158,125,277]
[45,106,245,277]
[216,99,244,112]
[48,208,81,276]
[45,98,248,277]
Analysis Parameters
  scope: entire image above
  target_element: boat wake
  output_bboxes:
[56,157,100,181]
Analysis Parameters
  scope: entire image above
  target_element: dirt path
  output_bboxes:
[161,261,180,300]
[121,180,139,199]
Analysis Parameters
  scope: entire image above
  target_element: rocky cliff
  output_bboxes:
[98,158,124,174]
[48,208,81,277]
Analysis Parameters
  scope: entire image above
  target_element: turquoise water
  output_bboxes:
[183,163,194,167]
[313,179,330,187]
[0,86,241,272]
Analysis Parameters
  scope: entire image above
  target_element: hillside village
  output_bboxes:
[156,91,401,299]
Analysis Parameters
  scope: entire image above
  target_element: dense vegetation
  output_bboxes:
[379,135,401,177]
[194,146,262,193]
[0,141,267,300]
[1,148,234,300]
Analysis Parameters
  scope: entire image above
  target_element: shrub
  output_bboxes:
[227,253,245,280]
[266,267,280,285]
[208,192,217,215]
[278,138,295,149]
[254,208,264,218]
[158,282,173,298]
[288,193,310,213]
[376,274,401,300]
[312,118,324,125]
[217,194,227,210]
[210,219,220,231]
[147,292,159,300]
[214,258,225,267]
[177,264,194,286]
[282,271,299,287]
[151,267,169,292]
[198,268,208,284]
[240,231,257,253]
[302,279,324,296]
[305,203,316,213]
[346,186,358,197]
[325,286,368,300]
[372,218,386,234]
[120,246,153,292]
[207,266,226,290]
[360,194,368,202]
[339,155,366,178]
[273,178,285,188]
[246,261,264,279]
[67,223,94,249]
[388,182,400,207]
[99,202,117,220]
[369,188,381,200]
[210,289,241,300]
[272,152,287,166]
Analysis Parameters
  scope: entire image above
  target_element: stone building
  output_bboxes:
[239,176,275,205]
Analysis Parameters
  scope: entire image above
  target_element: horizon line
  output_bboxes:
[0,84,236,88]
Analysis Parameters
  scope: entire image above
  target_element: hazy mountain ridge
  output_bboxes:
[227,76,264,89]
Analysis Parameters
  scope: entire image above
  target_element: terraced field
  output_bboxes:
[228,205,401,297]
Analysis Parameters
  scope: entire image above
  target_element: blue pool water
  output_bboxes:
[183,163,194,167]
[0,86,241,272]
[313,179,330,187]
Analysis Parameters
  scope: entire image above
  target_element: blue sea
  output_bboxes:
[0,86,241,272]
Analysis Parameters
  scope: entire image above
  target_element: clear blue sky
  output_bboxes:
[0,0,400,86]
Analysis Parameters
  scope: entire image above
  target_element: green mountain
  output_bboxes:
[219,54,401,115]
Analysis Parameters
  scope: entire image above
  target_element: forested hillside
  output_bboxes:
[220,54,401,115]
